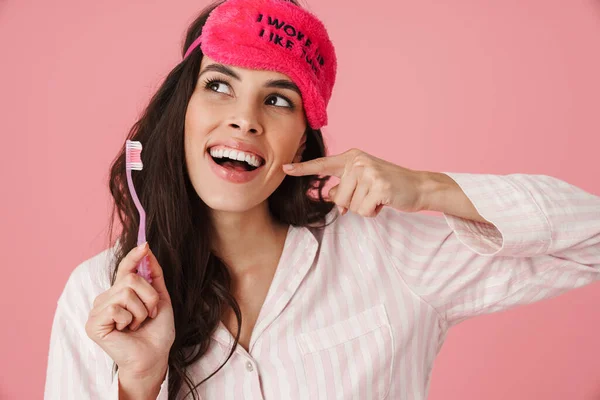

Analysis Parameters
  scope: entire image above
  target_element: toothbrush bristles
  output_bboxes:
[126,140,144,170]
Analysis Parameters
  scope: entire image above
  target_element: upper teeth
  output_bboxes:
[209,147,262,168]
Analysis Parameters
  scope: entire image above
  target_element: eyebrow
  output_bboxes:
[199,63,301,96]
[264,79,301,96]
[199,64,240,80]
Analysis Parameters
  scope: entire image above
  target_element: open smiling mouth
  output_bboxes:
[208,147,265,172]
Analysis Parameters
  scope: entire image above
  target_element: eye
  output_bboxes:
[266,94,293,108]
[204,79,231,95]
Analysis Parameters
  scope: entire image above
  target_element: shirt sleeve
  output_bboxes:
[109,368,170,400]
[372,172,600,327]
[44,301,118,399]
[44,256,170,399]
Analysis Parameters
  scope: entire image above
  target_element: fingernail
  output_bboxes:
[137,242,148,252]
[150,306,158,318]
[283,164,294,171]
[337,205,344,214]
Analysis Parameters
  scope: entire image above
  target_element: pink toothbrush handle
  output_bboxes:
[137,255,152,284]
[125,167,150,284]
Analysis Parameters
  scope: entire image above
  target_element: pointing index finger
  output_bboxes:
[283,153,346,177]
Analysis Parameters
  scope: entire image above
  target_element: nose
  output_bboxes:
[228,102,264,135]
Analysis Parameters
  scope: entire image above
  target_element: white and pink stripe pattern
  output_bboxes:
[45,172,600,399]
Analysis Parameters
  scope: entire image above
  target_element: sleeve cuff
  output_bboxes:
[158,368,169,400]
[441,172,553,256]
[110,370,119,399]
[110,368,170,399]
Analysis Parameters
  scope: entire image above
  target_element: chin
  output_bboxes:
[198,191,266,213]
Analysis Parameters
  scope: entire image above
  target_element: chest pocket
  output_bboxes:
[296,303,394,400]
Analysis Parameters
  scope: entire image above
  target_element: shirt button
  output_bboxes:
[246,361,254,372]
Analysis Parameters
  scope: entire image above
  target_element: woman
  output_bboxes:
[44,0,600,399]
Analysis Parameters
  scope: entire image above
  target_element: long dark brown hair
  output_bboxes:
[106,1,335,398]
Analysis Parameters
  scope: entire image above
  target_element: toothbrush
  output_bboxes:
[125,140,152,284]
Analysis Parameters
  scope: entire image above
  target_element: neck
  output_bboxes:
[208,201,288,276]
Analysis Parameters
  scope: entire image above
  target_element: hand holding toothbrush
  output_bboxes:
[85,242,175,398]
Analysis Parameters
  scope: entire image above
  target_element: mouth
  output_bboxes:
[207,146,266,172]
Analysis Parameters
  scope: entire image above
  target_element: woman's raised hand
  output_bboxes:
[283,148,427,217]
[85,242,175,391]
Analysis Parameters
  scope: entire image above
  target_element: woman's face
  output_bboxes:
[184,55,307,212]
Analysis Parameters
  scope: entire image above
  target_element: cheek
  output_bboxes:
[184,95,219,150]
[268,120,306,160]
[185,95,209,135]
[275,132,305,161]
[184,99,213,176]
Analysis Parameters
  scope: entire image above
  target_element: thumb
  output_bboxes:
[146,249,171,303]
[115,242,151,280]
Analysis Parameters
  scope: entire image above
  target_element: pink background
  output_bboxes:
[1,0,599,398]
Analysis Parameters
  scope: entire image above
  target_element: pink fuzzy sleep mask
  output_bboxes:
[183,0,337,129]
